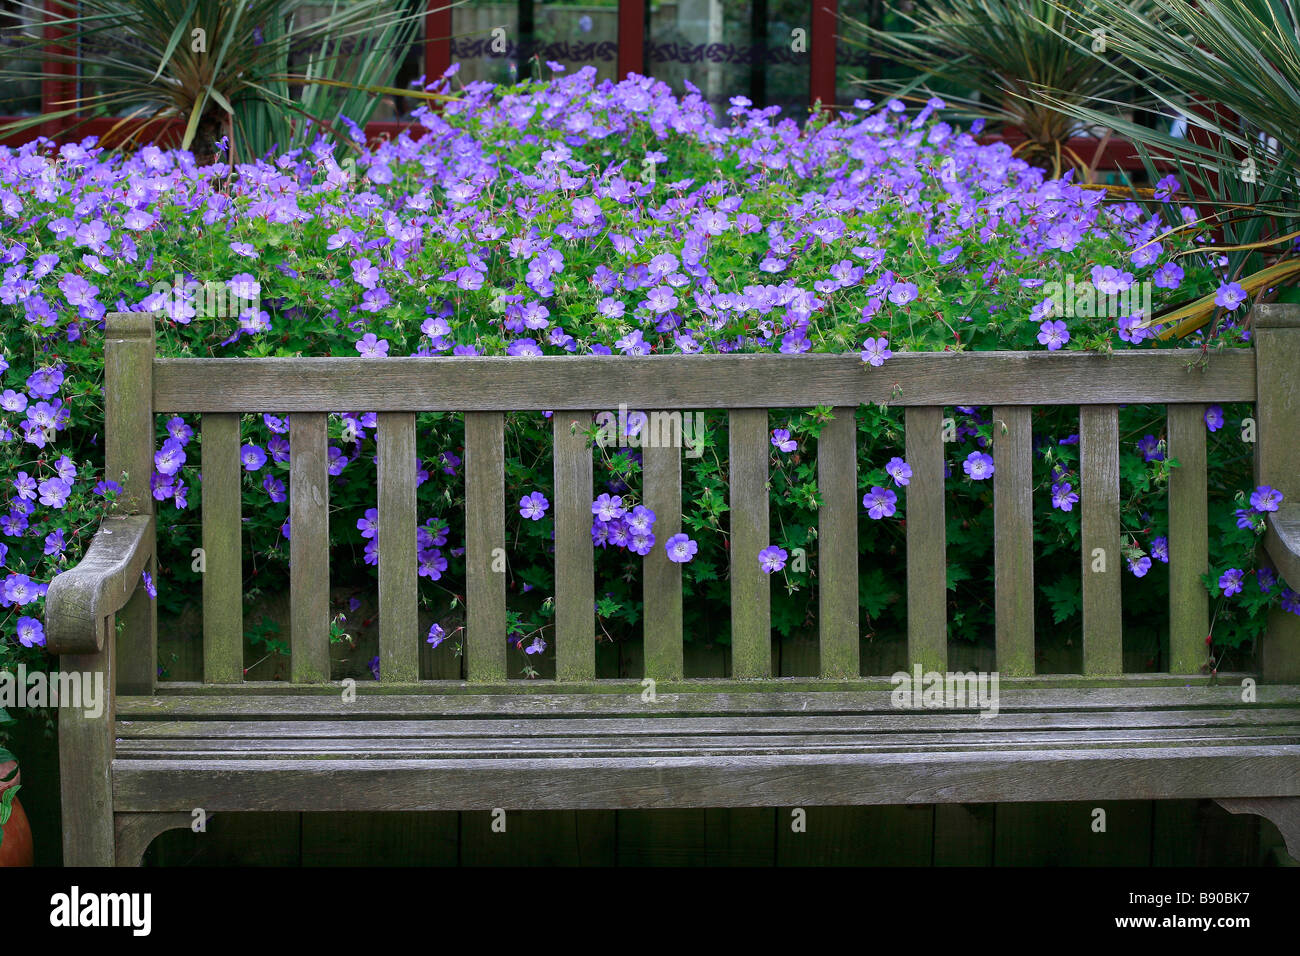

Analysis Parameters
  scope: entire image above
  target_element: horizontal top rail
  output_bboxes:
[152,350,1256,412]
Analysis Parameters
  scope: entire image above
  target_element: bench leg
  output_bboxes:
[1215,797,1300,863]
[114,812,197,867]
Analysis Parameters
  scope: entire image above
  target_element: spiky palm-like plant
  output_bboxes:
[0,0,453,163]
[1032,0,1300,338]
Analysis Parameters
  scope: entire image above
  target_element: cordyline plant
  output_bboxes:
[837,0,1152,178]
[0,0,451,164]
[1032,0,1300,338]
[0,68,1294,682]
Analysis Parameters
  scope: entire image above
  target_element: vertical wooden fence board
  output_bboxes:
[301,812,459,866]
[465,411,507,682]
[1080,405,1123,675]
[643,437,683,680]
[818,406,859,678]
[289,413,331,683]
[729,408,771,678]
[904,406,947,673]
[554,412,595,681]
[1167,404,1208,674]
[378,412,418,683]
[462,810,615,866]
[993,405,1035,676]
[201,413,244,683]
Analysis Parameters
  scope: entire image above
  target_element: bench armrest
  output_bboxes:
[1265,502,1300,594]
[45,514,153,655]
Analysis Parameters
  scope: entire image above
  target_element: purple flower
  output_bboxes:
[3,573,37,605]
[1250,485,1283,513]
[519,491,549,520]
[357,508,378,538]
[1128,554,1153,578]
[1219,568,1245,597]
[1258,568,1276,592]
[142,570,157,599]
[862,486,898,519]
[26,367,63,399]
[355,333,389,357]
[1204,405,1224,432]
[888,281,919,306]
[665,533,697,563]
[369,656,380,680]
[263,474,286,503]
[1215,281,1248,311]
[16,615,45,647]
[963,452,994,480]
[860,337,892,367]
[38,477,71,507]
[771,428,797,453]
[427,623,446,648]
[1137,435,1164,462]
[1051,482,1078,511]
[592,493,625,522]
[1150,536,1169,563]
[155,438,186,476]
[758,545,788,574]
[626,505,655,534]
[885,457,911,487]
[1235,508,1260,531]
[240,443,267,471]
[1037,319,1069,351]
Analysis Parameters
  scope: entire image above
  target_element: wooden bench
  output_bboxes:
[46,306,1300,866]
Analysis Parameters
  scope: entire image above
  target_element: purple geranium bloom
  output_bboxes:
[506,338,543,357]
[1150,536,1169,563]
[1128,554,1153,578]
[771,428,797,453]
[629,531,656,556]
[142,570,157,598]
[665,533,697,563]
[26,367,63,399]
[427,623,446,648]
[1219,568,1245,597]
[1215,281,1248,311]
[166,416,194,444]
[355,333,389,357]
[592,493,625,522]
[155,438,186,476]
[963,452,994,480]
[1282,589,1300,616]
[625,505,655,534]
[263,474,286,503]
[38,477,71,507]
[885,456,911,487]
[13,471,36,501]
[93,479,123,498]
[1204,405,1224,432]
[16,615,45,648]
[4,573,36,605]
[758,545,788,574]
[519,491,549,520]
[1137,435,1164,462]
[240,443,267,471]
[862,486,898,519]
[1258,568,1276,592]
[1051,482,1079,511]
[1037,319,1069,351]
[369,656,380,680]
[357,508,378,538]
[1250,485,1283,513]
[888,281,919,306]
[860,337,892,367]
[1235,508,1259,531]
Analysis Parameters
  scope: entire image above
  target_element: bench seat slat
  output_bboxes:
[289,413,331,683]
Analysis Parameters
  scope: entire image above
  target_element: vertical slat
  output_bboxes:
[1167,404,1208,673]
[202,414,243,683]
[1081,404,1123,675]
[289,413,330,683]
[554,412,595,681]
[993,405,1035,677]
[905,406,947,673]
[643,433,683,680]
[818,406,859,678]
[465,411,507,682]
[378,412,418,683]
[105,312,156,696]
[729,408,771,678]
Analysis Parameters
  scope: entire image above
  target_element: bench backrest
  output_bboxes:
[101,304,1300,691]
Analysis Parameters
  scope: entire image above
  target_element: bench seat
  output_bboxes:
[112,684,1300,813]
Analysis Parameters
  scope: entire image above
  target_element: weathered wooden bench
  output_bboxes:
[46,307,1300,866]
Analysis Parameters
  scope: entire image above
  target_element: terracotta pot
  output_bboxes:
[0,761,33,867]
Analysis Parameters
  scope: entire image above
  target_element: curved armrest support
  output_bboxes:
[44,515,153,655]
[1265,503,1300,593]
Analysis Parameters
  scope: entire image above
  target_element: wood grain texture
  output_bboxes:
[818,407,859,678]
[643,437,683,680]
[993,406,1035,677]
[465,412,507,682]
[44,515,153,655]
[289,413,330,683]
[1080,405,1123,676]
[201,414,243,683]
[1167,404,1209,674]
[378,413,418,683]
[1254,306,1300,682]
[152,350,1256,412]
[114,812,194,867]
[1216,796,1300,863]
[105,313,156,696]
[905,407,947,673]
[59,644,115,865]
[729,409,772,678]
[553,413,594,681]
